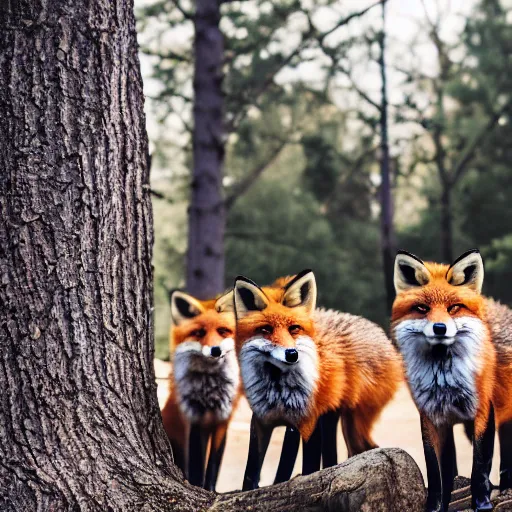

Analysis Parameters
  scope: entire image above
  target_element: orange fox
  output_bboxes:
[160,290,241,491]
[392,249,512,512]
[233,270,402,490]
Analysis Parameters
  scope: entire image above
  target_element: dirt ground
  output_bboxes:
[154,359,501,494]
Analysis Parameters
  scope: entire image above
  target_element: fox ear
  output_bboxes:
[394,251,431,293]
[234,277,269,320]
[170,291,206,326]
[282,269,317,313]
[215,289,234,313]
[446,249,484,294]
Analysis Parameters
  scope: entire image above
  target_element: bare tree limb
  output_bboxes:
[141,47,191,62]
[171,0,194,20]
[452,100,512,184]
[318,0,387,43]
[227,1,384,133]
[149,188,175,204]
[224,139,288,211]
[335,63,382,111]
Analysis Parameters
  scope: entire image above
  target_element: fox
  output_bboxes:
[160,289,241,491]
[233,269,402,490]
[392,249,512,512]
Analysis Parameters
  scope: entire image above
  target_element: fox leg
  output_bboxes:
[274,426,300,484]
[302,420,322,475]
[421,414,443,512]
[439,425,458,511]
[471,404,495,511]
[243,415,273,491]
[320,410,339,469]
[188,423,209,487]
[204,421,229,492]
[161,393,188,474]
[499,419,512,491]
[341,406,379,458]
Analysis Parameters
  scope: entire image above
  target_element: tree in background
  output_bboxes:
[0,1,426,509]
[140,0,512,358]
[139,0,384,299]
[395,0,512,262]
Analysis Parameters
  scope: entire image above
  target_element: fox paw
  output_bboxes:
[472,496,493,511]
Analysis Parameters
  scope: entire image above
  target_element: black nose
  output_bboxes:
[285,348,298,363]
[210,346,222,358]
[433,323,447,336]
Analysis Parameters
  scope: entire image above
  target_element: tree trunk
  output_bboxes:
[186,0,226,299]
[378,0,396,310]
[0,1,210,509]
[0,1,426,510]
[440,183,454,263]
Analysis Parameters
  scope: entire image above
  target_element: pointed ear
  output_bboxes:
[394,251,431,293]
[446,249,484,294]
[233,277,269,320]
[215,290,234,313]
[282,269,317,313]
[170,291,206,326]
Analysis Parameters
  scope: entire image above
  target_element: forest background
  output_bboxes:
[135,0,512,360]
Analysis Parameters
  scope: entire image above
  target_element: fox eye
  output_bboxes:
[412,304,429,314]
[448,304,465,315]
[190,328,206,338]
[217,327,232,337]
[256,325,273,336]
[289,325,302,335]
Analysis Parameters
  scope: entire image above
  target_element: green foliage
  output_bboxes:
[142,0,512,361]
[225,178,388,326]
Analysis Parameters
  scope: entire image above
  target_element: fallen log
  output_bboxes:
[210,447,426,511]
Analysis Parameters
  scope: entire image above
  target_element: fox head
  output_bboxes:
[232,270,319,426]
[170,290,239,423]
[392,249,486,344]
[392,249,488,422]
[170,290,235,358]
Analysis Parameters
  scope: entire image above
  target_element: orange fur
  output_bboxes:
[163,297,242,475]
[392,261,497,437]
[236,277,402,443]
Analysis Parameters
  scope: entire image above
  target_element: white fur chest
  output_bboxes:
[173,338,240,425]
[239,336,318,427]
[394,317,485,425]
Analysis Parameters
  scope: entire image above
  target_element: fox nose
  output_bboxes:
[433,323,447,336]
[210,346,222,358]
[285,348,298,364]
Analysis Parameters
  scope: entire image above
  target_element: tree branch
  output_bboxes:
[224,140,288,211]
[452,100,512,184]
[171,0,194,20]
[319,0,386,43]
[227,2,384,133]
[149,188,175,204]
[141,47,191,62]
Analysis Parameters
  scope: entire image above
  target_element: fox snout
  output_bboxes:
[201,337,235,358]
[423,319,457,345]
[269,346,299,366]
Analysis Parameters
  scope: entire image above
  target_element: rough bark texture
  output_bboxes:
[0,1,212,510]
[186,0,226,299]
[0,1,427,511]
[378,0,396,310]
[212,448,426,511]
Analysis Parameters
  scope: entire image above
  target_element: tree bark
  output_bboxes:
[186,0,226,299]
[378,0,396,310]
[0,1,211,509]
[0,1,427,511]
